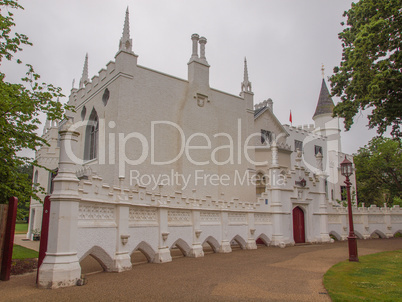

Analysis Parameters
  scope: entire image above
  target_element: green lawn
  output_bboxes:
[12,244,39,259]
[15,223,28,234]
[324,250,402,301]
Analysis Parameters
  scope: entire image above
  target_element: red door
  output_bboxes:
[293,206,305,243]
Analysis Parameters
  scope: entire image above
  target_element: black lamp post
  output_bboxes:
[340,156,359,262]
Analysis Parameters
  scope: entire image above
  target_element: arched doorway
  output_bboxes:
[293,206,305,243]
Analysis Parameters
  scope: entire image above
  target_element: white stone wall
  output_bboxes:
[64,49,255,206]
[66,167,402,276]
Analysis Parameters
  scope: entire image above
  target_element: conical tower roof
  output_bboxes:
[313,79,334,119]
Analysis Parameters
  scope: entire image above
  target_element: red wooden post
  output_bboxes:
[0,197,18,281]
[36,196,51,283]
[345,176,359,262]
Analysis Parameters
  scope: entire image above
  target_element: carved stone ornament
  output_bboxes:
[250,228,256,235]
[195,93,208,107]
[120,234,130,245]
[162,232,170,241]
[298,190,303,200]
[195,230,202,238]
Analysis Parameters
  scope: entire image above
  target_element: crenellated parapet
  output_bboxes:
[69,60,116,107]
[254,99,273,111]
[76,173,259,212]
[284,124,326,139]
[277,142,292,151]
[326,202,402,240]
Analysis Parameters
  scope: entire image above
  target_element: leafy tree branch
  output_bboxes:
[330,0,401,138]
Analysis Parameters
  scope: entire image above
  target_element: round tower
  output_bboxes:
[312,71,341,153]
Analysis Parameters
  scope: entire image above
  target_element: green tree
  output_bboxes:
[15,163,33,220]
[330,0,402,138]
[354,137,401,206]
[0,0,70,204]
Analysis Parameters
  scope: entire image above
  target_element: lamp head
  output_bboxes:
[340,156,353,177]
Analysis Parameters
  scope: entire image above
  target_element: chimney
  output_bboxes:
[267,98,273,112]
[188,34,210,89]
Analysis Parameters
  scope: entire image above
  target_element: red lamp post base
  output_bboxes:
[348,235,359,262]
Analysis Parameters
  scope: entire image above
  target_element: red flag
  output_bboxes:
[289,110,292,124]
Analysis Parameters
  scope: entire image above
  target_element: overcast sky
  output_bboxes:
[3,0,378,155]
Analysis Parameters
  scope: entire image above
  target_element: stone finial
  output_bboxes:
[198,36,208,63]
[118,7,133,53]
[241,57,252,93]
[79,53,89,89]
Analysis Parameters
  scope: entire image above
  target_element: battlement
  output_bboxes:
[77,171,259,212]
[284,124,326,140]
[277,142,292,151]
[69,60,117,106]
[254,98,273,111]
[330,202,402,214]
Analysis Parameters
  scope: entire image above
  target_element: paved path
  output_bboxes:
[1,238,401,301]
[14,234,40,251]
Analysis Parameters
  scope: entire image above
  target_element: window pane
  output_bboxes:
[261,130,272,144]
[295,140,303,152]
[314,145,322,155]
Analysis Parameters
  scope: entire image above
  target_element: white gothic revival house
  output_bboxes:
[29,9,402,288]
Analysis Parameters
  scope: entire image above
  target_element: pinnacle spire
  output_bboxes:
[79,53,89,89]
[119,7,133,53]
[244,57,249,82]
[241,57,252,93]
[313,78,335,119]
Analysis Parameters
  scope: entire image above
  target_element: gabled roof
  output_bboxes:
[254,106,289,137]
[313,79,335,119]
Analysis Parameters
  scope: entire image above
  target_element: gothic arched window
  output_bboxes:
[84,108,99,161]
